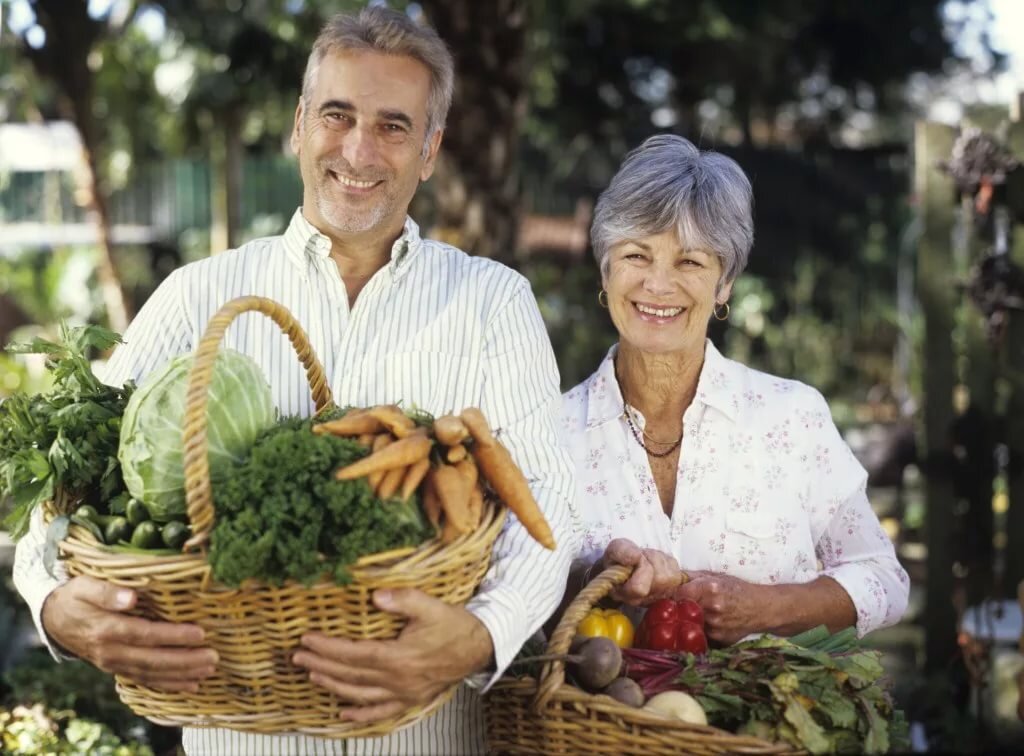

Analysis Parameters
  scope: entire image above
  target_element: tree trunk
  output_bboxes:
[71,94,132,332]
[25,0,133,332]
[914,121,960,673]
[419,0,527,263]
[210,105,244,254]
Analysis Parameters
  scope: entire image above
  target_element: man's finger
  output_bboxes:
[372,588,442,620]
[292,650,390,688]
[72,577,136,612]
[301,634,398,670]
[104,645,218,677]
[307,673,395,706]
[339,699,409,723]
[115,615,206,647]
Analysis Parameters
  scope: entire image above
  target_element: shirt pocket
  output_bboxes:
[721,510,780,581]
[381,351,481,416]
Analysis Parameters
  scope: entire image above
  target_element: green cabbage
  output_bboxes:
[118,350,275,521]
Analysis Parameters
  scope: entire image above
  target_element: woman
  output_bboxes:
[561,135,908,644]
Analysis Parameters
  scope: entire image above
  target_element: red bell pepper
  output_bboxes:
[636,599,708,654]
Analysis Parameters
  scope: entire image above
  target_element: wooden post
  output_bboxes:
[1001,115,1024,591]
[915,121,960,672]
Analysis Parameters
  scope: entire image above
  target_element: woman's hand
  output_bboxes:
[600,538,684,606]
[671,571,769,645]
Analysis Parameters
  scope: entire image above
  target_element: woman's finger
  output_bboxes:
[603,538,643,567]
[616,556,653,602]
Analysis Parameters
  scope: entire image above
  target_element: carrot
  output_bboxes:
[441,517,463,544]
[433,414,469,446]
[357,433,376,448]
[335,433,432,480]
[454,457,478,489]
[459,407,495,447]
[468,485,484,529]
[314,410,384,437]
[446,443,468,463]
[376,465,406,499]
[432,463,473,533]
[399,458,431,502]
[422,473,442,530]
[469,436,556,550]
[366,433,394,490]
[367,405,417,438]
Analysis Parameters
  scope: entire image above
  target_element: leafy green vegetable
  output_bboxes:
[0,324,133,539]
[208,416,432,586]
[623,627,908,754]
[118,350,275,521]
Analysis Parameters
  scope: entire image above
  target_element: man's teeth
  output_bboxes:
[332,172,378,188]
[636,303,683,317]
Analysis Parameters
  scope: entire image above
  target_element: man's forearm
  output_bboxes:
[761,576,858,637]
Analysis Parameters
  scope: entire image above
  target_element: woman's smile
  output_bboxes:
[631,301,685,324]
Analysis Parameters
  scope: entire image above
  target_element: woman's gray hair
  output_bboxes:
[591,135,754,288]
[302,6,454,144]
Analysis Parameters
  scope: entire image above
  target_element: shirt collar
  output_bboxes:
[281,208,424,277]
[583,338,741,431]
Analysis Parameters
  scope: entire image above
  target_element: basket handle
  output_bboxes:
[531,563,631,712]
[181,296,334,550]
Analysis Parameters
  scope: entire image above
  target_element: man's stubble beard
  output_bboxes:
[314,175,395,235]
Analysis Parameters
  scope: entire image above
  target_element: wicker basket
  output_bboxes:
[49,295,507,738]
[484,565,803,755]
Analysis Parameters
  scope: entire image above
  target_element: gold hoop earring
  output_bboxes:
[598,289,609,308]
[713,302,730,321]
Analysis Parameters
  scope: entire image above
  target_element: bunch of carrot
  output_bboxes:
[313,406,555,550]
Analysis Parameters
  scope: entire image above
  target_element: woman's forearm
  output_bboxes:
[761,576,858,636]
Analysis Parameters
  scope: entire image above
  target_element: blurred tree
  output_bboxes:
[418,0,528,261]
[8,0,142,332]
[152,0,330,251]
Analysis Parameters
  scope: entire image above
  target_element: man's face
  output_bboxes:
[291,49,442,240]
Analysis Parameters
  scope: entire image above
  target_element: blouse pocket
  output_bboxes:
[721,510,780,581]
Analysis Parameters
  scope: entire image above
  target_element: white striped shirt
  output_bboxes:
[13,209,579,755]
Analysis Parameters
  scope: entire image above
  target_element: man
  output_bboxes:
[12,7,577,754]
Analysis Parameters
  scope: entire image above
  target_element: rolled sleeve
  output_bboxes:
[816,489,910,636]
[462,282,578,689]
[12,505,74,661]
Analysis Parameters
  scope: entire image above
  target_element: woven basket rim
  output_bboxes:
[46,495,506,587]
[486,565,802,754]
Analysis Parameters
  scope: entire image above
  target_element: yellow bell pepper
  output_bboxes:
[577,608,634,648]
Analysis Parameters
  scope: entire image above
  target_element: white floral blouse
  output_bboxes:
[560,340,910,636]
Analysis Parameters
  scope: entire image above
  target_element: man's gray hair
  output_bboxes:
[302,6,454,142]
[591,135,754,288]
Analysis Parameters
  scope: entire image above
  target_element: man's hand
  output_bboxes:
[292,588,494,723]
[601,538,684,606]
[671,571,768,645]
[42,576,217,692]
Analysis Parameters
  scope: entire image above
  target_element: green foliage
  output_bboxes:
[0,704,152,756]
[654,630,906,754]
[209,416,432,586]
[0,324,133,539]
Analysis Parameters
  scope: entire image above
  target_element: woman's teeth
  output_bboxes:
[635,303,683,317]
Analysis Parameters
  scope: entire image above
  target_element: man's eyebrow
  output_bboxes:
[378,109,414,128]
[318,99,354,114]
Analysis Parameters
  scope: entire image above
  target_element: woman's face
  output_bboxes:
[604,229,732,356]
